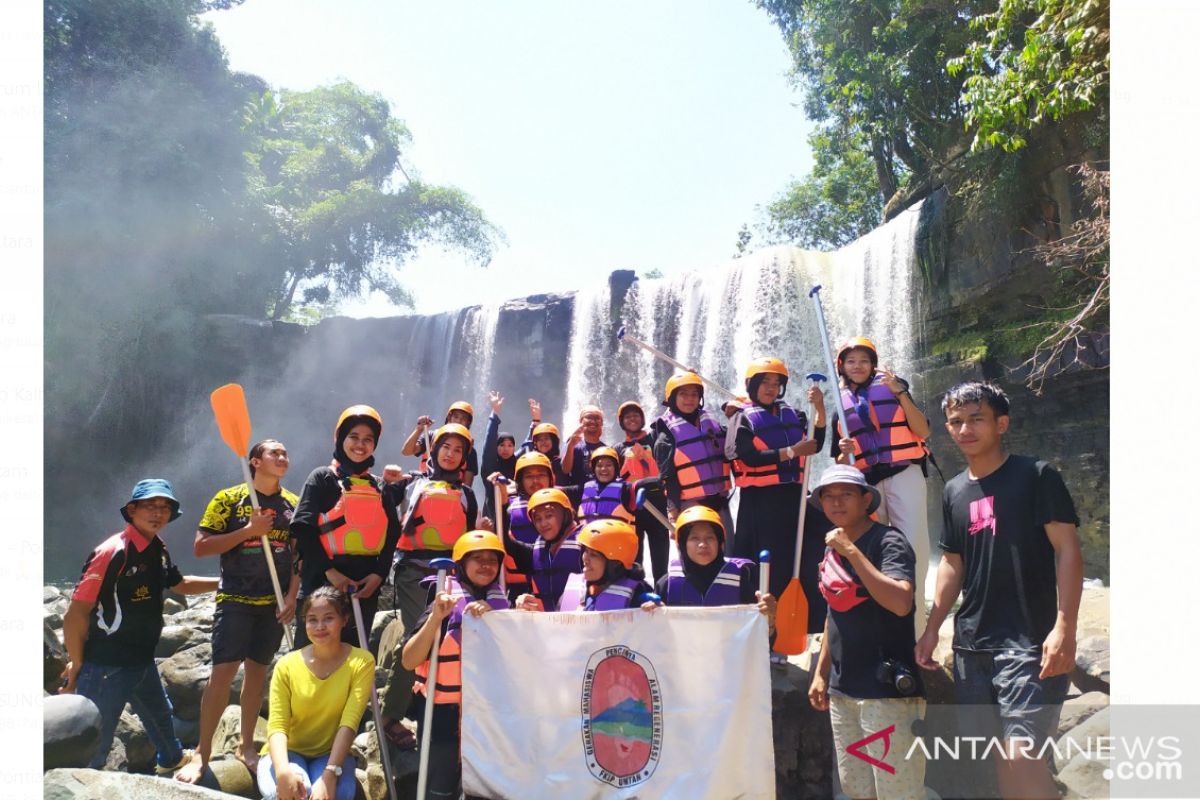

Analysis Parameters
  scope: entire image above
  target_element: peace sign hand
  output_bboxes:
[880,366,904,395]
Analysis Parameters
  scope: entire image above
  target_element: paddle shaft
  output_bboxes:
[620,331,737,400]
[810,287,854,465]
[237,459,294,650]
[494,483,507,594]
[351,591,398,800]
[416,568,451,800]
[791,388,818,578]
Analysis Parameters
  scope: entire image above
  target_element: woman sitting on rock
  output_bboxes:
[258,586,374,800]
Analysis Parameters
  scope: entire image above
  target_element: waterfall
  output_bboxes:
[563,202,925,441]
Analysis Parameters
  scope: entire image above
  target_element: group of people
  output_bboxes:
[58,334,1084,800]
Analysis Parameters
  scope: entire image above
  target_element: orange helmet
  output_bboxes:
[527,488,573,516]
[744,357,789,381]
[673,505,726,545]
[445,401,475,424]
[663,372,704,403]
[335,405,382,441]
[577,519,638,569]
[836,337,879,366]
[589,446,621,468]
[514,451,554,484]
[431,423,473,452]
[452,530,505,563]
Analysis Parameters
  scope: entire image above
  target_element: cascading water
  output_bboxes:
[562,202,925,443]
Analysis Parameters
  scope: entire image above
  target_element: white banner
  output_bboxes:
[461,606,776,799]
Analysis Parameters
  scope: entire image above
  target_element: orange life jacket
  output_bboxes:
[838,375,929,471]
[618,434,659,482]
[664,411,731,501]
[318,477,389,558]
[403,479,470,552]
[412,578,508,704]
[731,402,808,488]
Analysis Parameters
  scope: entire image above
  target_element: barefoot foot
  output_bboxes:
[173,751,206,784]
[234,743,261,773]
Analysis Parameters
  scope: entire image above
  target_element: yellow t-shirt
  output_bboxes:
[263,646,375,757]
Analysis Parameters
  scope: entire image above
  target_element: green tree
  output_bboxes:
[246,83,502,320]
[948,0,1109,152]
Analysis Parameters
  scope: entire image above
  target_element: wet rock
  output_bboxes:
[115,708,156,773]
[44,694,102,770]
[1071,635,1110,695]
[211,704,268,758]
[1057,691,1109,738]
[43,768,241,799]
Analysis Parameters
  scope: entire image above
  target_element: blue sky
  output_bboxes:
[201,0,816,315]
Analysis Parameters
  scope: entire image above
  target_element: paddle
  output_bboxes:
[616,327,737,400]
[493,481,508,595]
[759,550,770,602]
[209,383,293,650]
[635,487,672,531]
[772,372,825,656]
[809,285,854,464]
[416,557,456,800]
[349,586,398,800]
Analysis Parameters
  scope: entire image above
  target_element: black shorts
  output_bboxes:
[212,602,283,665]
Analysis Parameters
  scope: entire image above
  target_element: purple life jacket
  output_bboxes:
[664,557,751,607]
[839,375,927,469]
[663,410,730,501]
[741,402,806,484]
[531,528,583,610]
[577,480,633,523]
[507,495,538,545]
[559,573,642,611]
[443,576,510,644]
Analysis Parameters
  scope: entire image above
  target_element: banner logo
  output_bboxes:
[581,646,663,788]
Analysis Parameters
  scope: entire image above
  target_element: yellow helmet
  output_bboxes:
[577,519,639,569]
[452,530,505,563]
[673,505,726,544]
[432,423,473,450]
[514,451,554,484]
[335,405,382,441]
[531,422,561,442]
[589,446,621,468]
[836,337,879,366]
[663,372,704,403]
[527,488,573,515]
[616,400,645,422]
[744,357,789,381]
[446,401,475,423]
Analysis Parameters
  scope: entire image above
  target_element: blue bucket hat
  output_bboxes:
[121,478,182,522]
[809,464,881,515]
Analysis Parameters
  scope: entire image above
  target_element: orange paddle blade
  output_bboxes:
[210,383,253,458]
[773,577,810,656]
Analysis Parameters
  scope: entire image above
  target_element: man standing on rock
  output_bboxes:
[177,439,300,782]
[915,381,1083,799]
[60,479,219,772]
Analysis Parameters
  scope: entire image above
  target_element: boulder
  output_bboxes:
[44,694,103,769]
[370,609,400,657]
[43,768,242,799]
[211,704,269,758]
[164,589,190,610]
[1072,635,1110,695]
[1056,750,1111,800]
[44,608,64,631]
[1056,691,1109,738]
[115,708,156,773]
[101,737,127,772]
[354,725,419,800]
[156,625,200,658]
[770,660,834,798]
[160,644,215,721]
[164,598,187,616]
[1054,706,1110,772]
[376,615,407,673]
[45,585,63,603]
[189,757,257,799]
[174,715,201,748]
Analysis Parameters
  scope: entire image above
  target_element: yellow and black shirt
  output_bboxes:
[199,483,298,607]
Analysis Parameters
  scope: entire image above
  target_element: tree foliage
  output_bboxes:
[948,0,1109,152]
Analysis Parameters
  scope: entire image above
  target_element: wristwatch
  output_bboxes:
[324,763,343,777]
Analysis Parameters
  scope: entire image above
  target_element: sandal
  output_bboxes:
[381,719,418,750]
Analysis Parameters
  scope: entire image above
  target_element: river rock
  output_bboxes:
[1054,706,1110,772]
[45,585,63,603]
[771,661,834,798]
[164,598,187,616]
[43,768,241,799]
[45,608,64,630]
[1057,691,1109,738]
[160,644,217,721]
[190,758,256,798]
[1072,635,1110,695]
[116,708,156,773]
[44,694,102,769]
[370,609,400,657]
[354,725,418,800]
[101,737,127,772]
[376,615,406,673]
[211,704,268,757]
[44,620,68,693]
[156,625,199,658]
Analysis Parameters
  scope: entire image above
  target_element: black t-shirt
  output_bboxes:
[72,527,184,666]
[826,523,923,699]
[940,455,1079,652]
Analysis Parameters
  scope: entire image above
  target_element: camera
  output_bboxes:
[876,659,918,696]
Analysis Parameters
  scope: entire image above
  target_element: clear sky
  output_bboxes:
[201,0,815,315]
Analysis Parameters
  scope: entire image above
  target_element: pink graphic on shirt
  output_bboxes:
[967,496,996,537]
